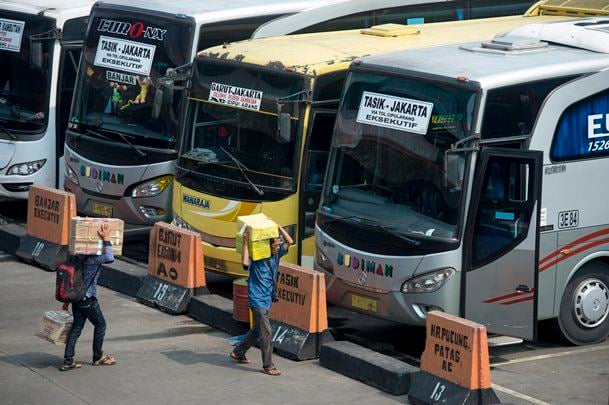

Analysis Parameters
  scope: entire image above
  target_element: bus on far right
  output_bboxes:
[316,17,609,345]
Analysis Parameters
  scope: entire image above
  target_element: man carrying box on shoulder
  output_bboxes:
[60,224,117,371]
[230,223,294,376]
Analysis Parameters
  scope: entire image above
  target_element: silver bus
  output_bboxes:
[62,0,341,231]
[316,18,609,344]
[0,0,94,198]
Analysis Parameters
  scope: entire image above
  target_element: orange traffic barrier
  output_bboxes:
[147,222,205,289]
[27,184,76,245]
[270,262,328,334]
[16,185,77,270]
[408,311,500,404]
[137,222,207,314]
[268,262,331,360]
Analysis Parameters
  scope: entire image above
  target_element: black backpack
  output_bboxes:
[55,256,100,303]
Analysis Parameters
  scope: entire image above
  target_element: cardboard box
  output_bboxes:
[35,311,73,345]
[236,232,271,261]
[27,184,77,245]
[68,217,124,256]
[236,213,278,241]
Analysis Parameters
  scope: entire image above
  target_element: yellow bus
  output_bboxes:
[172,0,609,277]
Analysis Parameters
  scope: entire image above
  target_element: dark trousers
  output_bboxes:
[234,307,273,369]
[64,296,106,365]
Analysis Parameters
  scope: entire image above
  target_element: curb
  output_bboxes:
[188,294,249,337]
[99,258,148,297]
[320,340,418,395]
[0,223,25,256]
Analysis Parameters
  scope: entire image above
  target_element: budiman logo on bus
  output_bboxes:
[80,165,125,185]
[337,252,393,278]
[97,19,166,41]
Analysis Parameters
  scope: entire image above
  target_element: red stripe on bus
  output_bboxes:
[539,228,609,266]
[484,289,535,304]
[501,295,535,305]
[539,236,609,273]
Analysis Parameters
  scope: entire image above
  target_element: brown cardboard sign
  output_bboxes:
[270,262,328,333]
[27,185,76,245]
[420,311,492,390]
[147,222,205,289]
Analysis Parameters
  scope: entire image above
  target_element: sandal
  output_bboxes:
[59,363,81,372]
[261,367,281,376]
[92,355,116,366]
[230,351,251,364]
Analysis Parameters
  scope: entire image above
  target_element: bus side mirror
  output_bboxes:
[444,152,464,191]
[151,79,175,119]
[30,42,43,70]
[278,112,292,144]
[151,88,163,119]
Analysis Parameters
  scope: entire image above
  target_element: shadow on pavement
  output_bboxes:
[0,352,64,370]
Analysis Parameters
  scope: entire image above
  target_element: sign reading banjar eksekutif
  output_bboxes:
[27,185,76,245]
[147,222,205,289]
[408,311,500,405]
[268,262,332,360]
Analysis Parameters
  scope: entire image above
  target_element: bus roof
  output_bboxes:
[95,0,345,25]
[356,19,609,90]
[198,14,575,77]
[0,0,95,23]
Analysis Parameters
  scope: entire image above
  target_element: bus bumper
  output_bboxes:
[319,267,461,326]
[64,178,173,226]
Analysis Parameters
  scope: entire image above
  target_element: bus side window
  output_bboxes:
[472,157,531,268]
[57,48,81,155]
[302,112,335,237]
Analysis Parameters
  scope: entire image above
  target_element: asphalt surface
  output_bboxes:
[1,199,608,404]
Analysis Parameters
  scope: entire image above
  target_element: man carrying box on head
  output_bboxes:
[230,222,294,376]
[59,224,117,371]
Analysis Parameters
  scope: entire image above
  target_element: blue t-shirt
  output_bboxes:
[248,244,287,311]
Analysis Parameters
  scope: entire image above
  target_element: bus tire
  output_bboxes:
[558,262,609,345]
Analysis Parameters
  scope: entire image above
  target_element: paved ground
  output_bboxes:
[1,249,608,404]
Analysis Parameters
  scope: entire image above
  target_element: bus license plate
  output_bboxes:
[351,294,377,313]
[92,202,113,217]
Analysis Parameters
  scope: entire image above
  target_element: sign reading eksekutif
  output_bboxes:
[357,91,433,135]
[0,18,25,52]
[209,82,263,111]
[94,35,155,76]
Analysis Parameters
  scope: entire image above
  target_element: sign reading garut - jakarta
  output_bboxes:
[420,311,492,390]
[27,185,76,245]
[270,262,328,333]
[148,222,205,289]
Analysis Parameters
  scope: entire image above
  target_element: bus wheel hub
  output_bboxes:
[574,278,609,328]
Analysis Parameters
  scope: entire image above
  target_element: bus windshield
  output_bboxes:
[178,59,306,200]
[322,72,477,242]
[70,11,192,149]
[0,12,54,136]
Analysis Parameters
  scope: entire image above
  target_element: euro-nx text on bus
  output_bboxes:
[315,18,609,345]
[0,0,94,198]
[173,1,592,278]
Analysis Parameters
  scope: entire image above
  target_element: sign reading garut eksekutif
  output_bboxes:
[27,185,77,245]
[147,222,205,289]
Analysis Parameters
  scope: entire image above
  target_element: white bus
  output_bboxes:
[316,18,609,345]
[0,0,95,198]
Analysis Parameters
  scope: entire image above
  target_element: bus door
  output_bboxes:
[299,109,336,267]
[462,147,542,340]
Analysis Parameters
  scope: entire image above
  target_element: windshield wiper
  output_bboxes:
[368,222,421,246]
[83,127,146,158]
[220,146,264,196]
[0,121,16,140]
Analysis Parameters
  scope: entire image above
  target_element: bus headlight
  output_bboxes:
[172,213,193,231]
[65,163,79,185]
[316,246,334,274]
[401,268,455,293]
[131,175,173,198]
[7,159,46,176]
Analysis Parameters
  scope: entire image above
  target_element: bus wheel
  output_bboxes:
[558,262,609,345]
